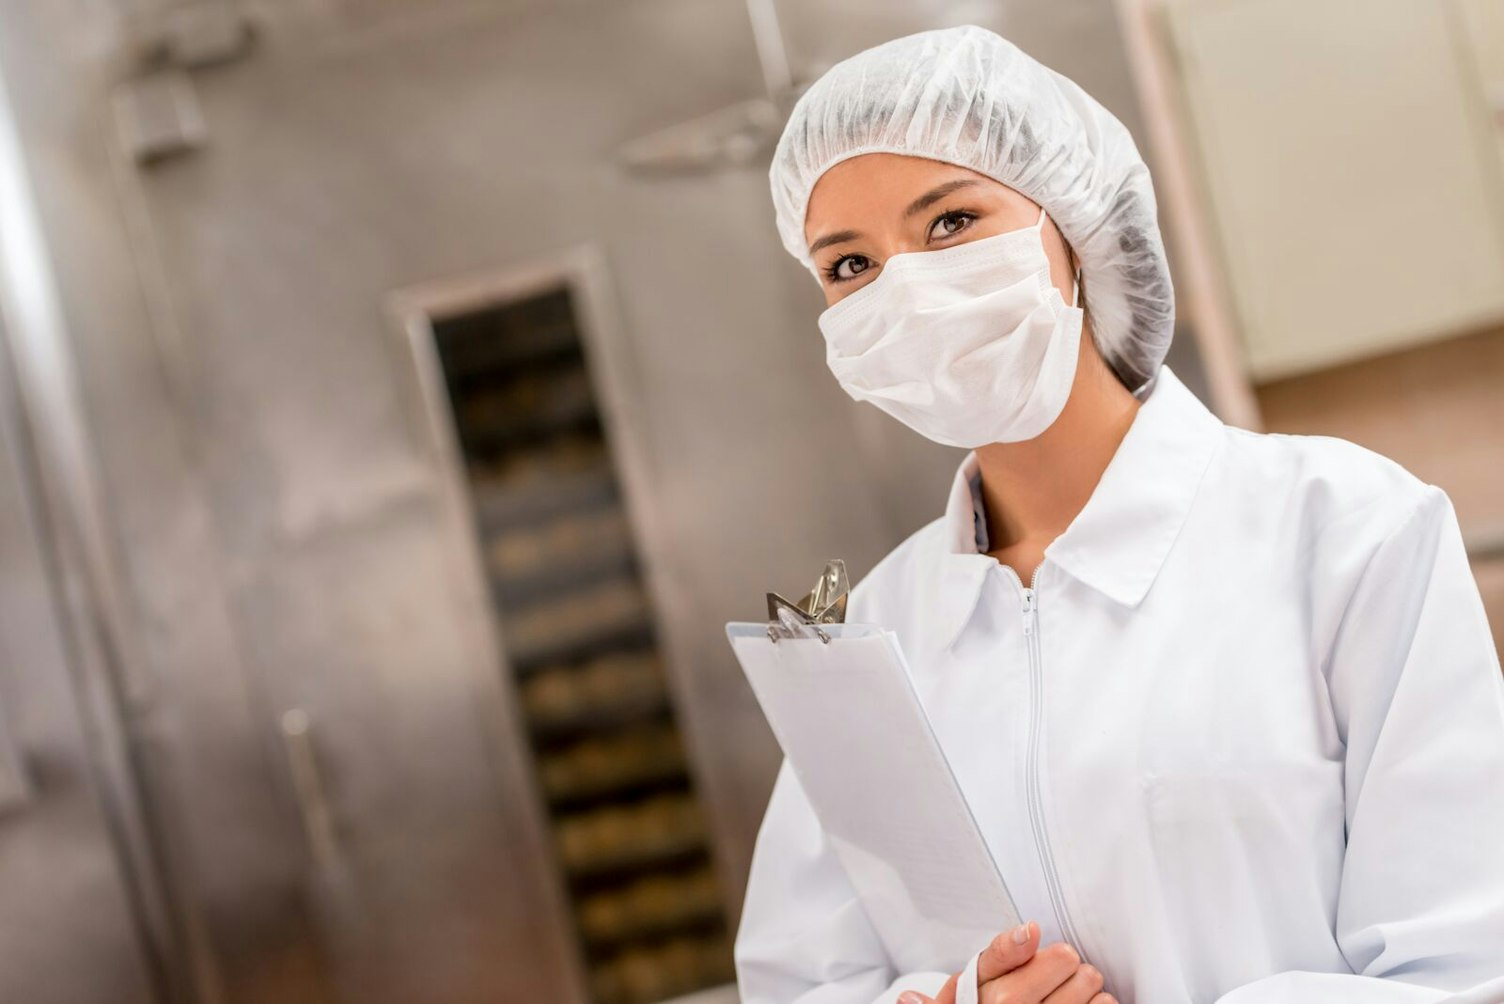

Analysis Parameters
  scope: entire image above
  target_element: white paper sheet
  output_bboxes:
[727,621,1020,967]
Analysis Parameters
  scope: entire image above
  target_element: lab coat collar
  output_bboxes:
[936,364,1224,649]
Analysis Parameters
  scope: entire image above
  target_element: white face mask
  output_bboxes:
[817,206,1083,449]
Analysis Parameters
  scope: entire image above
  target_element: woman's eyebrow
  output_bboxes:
[807,179,984,257]
[808,228,862,257]
[904,179,981,218]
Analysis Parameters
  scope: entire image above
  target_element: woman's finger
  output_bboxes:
[980,941,1080,1004]
[975,921,1041,984]
[907,921,1042,1004]
[1040,961,1106,1003]
[920,973,956,1004]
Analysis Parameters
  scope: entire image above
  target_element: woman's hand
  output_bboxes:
[896,921,1116,1004]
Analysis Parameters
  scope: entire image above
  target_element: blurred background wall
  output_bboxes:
[0,1,1497,1003]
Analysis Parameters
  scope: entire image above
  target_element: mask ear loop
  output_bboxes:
[1040,206,1082,310]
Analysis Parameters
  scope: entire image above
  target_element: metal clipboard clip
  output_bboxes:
[765,559,848,644]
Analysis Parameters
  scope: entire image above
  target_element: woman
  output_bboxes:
[733,24,1504,1004]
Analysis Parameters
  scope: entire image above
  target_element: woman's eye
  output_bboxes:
[827,255,872,282]
[928,210,977,242]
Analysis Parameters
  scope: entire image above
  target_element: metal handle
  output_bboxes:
[279,708,339,869]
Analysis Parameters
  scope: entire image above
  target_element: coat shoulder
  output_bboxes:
[1216,424,1437,532]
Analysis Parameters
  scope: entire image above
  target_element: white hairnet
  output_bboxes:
[769,24,1174,394]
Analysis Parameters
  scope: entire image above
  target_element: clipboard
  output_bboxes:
[727,561,1020,968]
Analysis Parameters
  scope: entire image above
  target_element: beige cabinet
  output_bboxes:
[1163,0,1504,380]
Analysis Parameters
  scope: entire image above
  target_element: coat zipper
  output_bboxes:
[1008,562,1085,954]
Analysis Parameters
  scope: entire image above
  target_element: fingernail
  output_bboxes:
[1011,922,1030,945]
[897,993,923,1004]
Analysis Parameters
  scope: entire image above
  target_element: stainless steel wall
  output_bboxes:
[0,0,1206,1000]
[0,315,159,1004]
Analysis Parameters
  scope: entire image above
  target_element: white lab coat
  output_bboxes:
[733,363,1504,1004]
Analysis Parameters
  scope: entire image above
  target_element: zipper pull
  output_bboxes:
[1021,588,1034,635]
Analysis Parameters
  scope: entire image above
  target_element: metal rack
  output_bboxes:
[422,282,735,1004]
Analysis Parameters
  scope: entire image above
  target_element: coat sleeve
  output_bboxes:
[733,757,956,1004]
[1215,485,1504,1004]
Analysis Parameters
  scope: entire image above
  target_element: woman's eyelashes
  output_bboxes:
[928,208,979,242]
[823,254,872,283]
[821,209,982,284]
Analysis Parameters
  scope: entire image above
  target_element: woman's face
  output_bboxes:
[803,153,1081,310]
